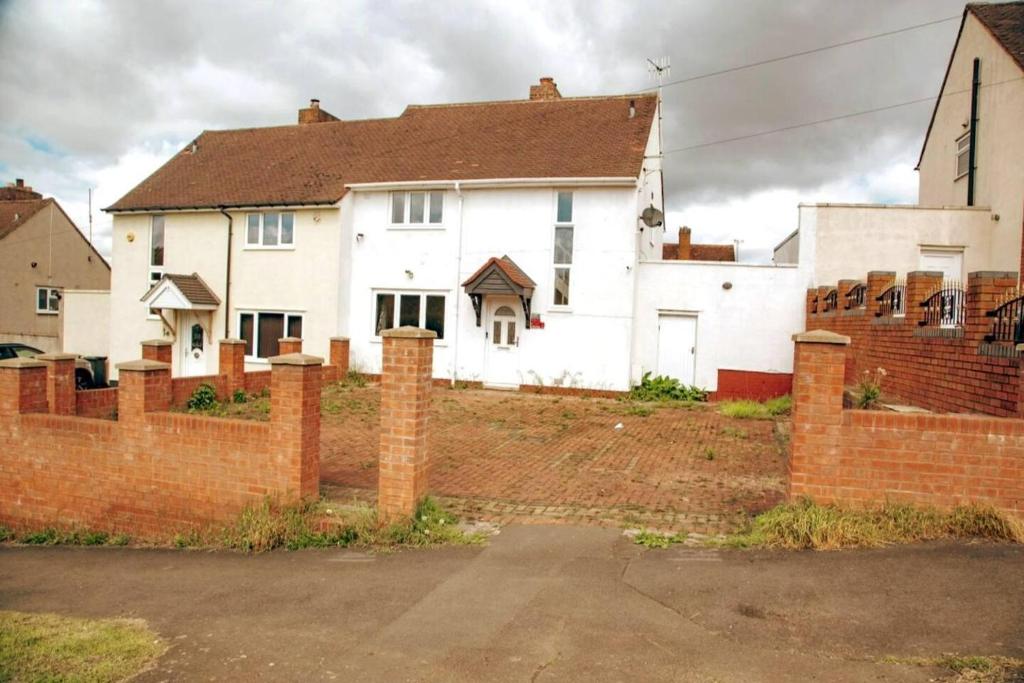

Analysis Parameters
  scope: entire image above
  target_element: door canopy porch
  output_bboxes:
[461,255,537,328]
[141,272,220,336]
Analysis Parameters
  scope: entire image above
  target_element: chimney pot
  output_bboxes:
[529,76,562,101]
[15,178,23,187]
[310,98,320,108]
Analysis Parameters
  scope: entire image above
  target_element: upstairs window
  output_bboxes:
[553,191,574,307]
[955,132,970,180]
[149,215,164,287]
[246,212,295,248]
[390,191,444,225]
[36,287,60,314]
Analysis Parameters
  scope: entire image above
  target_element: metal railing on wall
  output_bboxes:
[875,279,906,318]
[985,291,1024,344]
[919,282,965,328]
[845,282,866,310]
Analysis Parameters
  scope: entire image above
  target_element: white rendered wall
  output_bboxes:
[632,261,806,391]
[346,185,642,391]
[61,289,110,357]
[107,207,341,379]
[798,203,994,286]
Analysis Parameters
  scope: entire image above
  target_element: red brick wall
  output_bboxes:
[714,369,793,401]
[171,374,227,406]
[244,370,272,394]
[75,387,118,419]
[0,356,322,537]
[790,334,1024,516]
[807,270,1021,417]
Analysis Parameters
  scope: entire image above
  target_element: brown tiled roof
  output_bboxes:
[971,1,1024,72]
[691,244,736,262]
[107,94,657,212]
[462,255,537,290]
[142,273,220,307]
[0,198,50,241]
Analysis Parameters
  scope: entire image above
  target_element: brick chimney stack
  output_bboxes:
[678,227,692,260]
[298,98,340,125]
[0,179,42,202]
[529,77,562,101]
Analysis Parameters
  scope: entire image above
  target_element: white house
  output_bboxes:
[779,1,1024,287]
[103,78,803,395]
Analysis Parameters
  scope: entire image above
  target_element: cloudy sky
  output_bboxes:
[0,0,969,262]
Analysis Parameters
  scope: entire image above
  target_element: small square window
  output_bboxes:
[36,287,59,314]
[955,133,970,179]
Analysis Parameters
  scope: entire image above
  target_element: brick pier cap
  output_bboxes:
[792,330,851,345]
[381,326,438,339]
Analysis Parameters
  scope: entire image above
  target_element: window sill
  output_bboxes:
[546,307,572,314]
[243,245,296,251]
[243,357,270,364]
[35,311,59,316]
[386,225,446,231]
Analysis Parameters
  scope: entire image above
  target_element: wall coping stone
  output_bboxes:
[330,336,350,342]
[969,271,1019,279]
[867,270,897,276]
[792,330,850,345]
[382,326,438,339]
[278,337,302,343]
[268,353,323,366]
[0,358,47,369]
[907,270,944,277]
[37,353,78,362]
[141,339,173,347]
[117,359,171,372]
[219,338,246,345]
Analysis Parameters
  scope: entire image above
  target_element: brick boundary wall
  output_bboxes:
[790,331,1024,516]
[0,353,323,537]
[806,270,1022,416]
[713,369,793,401]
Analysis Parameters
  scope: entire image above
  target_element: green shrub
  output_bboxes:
[186,383,218,411]
[0,526,12,542]
[855,368,886,409]
[629,372,708,402]
[232,389,247,404]
[765,395,792,415]
[81,531,109,546]
[21,529,59,545]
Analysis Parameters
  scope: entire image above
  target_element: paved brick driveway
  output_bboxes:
[320,385,787,534]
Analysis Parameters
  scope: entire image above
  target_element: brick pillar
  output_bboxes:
[378,327,436,521]
[269,353,322,499]
[141,339,172,365]
[789,330,849,502]
[866,271,896,318]
[278,337,302,355]
[806,289,818,319]
[330,337,350,377]
[906,271,943,326]
[966,271,1018,342]
[837,279,859,311]
[0,358,48,415]
[38,353,77,415]
[219,338,247,395]
[117,360,171,423]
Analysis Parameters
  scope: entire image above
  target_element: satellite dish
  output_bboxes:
[640,205,664,228]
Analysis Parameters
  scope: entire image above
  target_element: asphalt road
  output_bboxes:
[2,526,1022,681]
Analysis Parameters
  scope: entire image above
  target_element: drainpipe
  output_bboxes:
[219,207,233,338]
[451,181,465,386]
[967,57,980,207]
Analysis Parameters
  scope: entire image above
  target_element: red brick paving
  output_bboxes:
[319,384,787,533]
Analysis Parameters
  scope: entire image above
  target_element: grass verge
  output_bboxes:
[0,610,165,682]
[882,654,1024,681]
[718,395,792,420]
[721,498,1024,550]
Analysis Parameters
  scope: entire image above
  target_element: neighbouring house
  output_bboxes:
[778,1,1024,285]
[661,227,736,262]
[0,180,110,353]
[101,77,802,395]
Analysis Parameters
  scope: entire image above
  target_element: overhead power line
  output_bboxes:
[664,75,1024,154]
[640,14,960,92]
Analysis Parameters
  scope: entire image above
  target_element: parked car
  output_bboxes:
[0,343,100,389]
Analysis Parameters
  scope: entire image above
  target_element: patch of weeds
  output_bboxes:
[81,531,109,546]
[560,410,576,420]
[452,380,472,390]
[173,529,202,549]
[109,534,131,546]
[232,388,247,404]
[221,496,484,553]
[0,526,12,542]
[703,448,716,461]
[765,395,792,416]
[186,383,218,411]
[629,372,708,402]
[633,530,686,549]
[882,654,1024,680]
[343,370,368,388]
[855,367,886,409]
[0,610,166,683]
[719,395,792,420]
[625,404,654,417]
[721,498,1024,550]
[721,426,748,439]
[21,528,59,545]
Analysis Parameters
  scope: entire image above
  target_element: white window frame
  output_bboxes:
[147,215,165,319]
[35,286,60,315]
[237,309,305,362]
[244,212,296,249]
[955,132,970,181]
[371,290,447,343]
[388,191,445,227]
[551,190,574,309]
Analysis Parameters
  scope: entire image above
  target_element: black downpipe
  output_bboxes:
[219,207,233,338]
[968,57,980,206]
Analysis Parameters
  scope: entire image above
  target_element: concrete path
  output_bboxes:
[2,527,1022,681]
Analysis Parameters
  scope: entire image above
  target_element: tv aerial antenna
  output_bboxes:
[646,57,670,229]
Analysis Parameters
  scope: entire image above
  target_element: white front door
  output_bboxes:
[178,313,207,377]
[656,314,697,385]
[484,299,521,388]
[919,249,964,283]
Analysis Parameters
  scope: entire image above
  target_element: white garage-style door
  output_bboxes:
[919,248,964,282]
[656,314,697,385]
